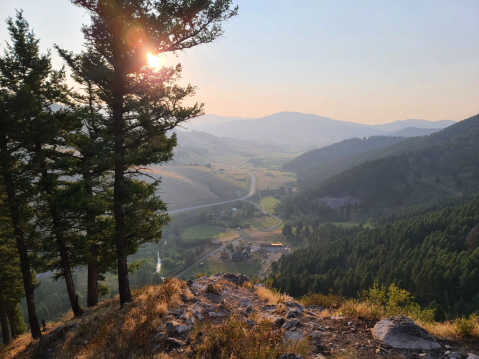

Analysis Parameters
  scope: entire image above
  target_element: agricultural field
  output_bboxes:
[147,165,247,210]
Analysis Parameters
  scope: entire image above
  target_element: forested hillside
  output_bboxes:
[277,113,479,218]
[297,114,478,189]
[282,136,406,173]
[271,195,479,317]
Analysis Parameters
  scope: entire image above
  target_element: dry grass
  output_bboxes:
[2,278,182,359]
[205,282,223,295]
[301,291,344,309]
[254,286,291,305]
[340,300,381,321]
[420,317,479,340]
[287,337,310,357]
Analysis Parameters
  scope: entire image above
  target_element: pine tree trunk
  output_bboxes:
[56,229,84,317]
[83,165,99,307]
[87,244,99,307]
[7,309,17,339]
[0,299,11,345]
[0,133,42,340]
[113,79,132,306]
[36,143,83,317]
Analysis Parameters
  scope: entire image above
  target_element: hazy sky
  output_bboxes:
[0,0,478,124]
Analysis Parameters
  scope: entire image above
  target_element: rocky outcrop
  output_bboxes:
[371,315,441,350]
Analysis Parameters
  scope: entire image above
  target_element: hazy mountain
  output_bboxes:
[386,127,440,137]
[184,114,251,127]
[282,136,407,173]
[191,112,455,147]
[296,113,479,189]
[372,119,456,132]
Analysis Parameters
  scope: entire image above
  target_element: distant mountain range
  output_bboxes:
[186,112,456,147]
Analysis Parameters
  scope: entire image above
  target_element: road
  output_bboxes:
[167,172,256,214]
[172,156,283,278]
[174,201,282,278]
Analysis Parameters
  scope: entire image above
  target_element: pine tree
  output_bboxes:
[0,12,46,339]
[62,0,238,306]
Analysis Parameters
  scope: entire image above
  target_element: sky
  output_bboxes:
[0,0,478,125]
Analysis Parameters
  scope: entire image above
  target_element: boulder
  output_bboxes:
[467,355,479,359]
[371,316,441,350]
[284,301,305,313]
[272,316,286,328]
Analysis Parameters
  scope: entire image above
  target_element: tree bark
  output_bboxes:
[7,309,17,339]
[87,244,99,307]
[83,163,99,307]
[55,228,84,317]
[36,144,83,317]
[0,133,42,340]
[0,299,10,345]
[112,46,132,306]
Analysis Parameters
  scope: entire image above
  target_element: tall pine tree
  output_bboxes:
[60,0,238,305]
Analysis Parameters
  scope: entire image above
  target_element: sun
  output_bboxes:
[147,53,161,68]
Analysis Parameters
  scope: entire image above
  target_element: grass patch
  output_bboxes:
[182,224,226,240]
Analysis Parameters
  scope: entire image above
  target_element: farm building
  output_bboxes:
[220,249,230,259]
[259,243,283,248]
[211,241,221,245]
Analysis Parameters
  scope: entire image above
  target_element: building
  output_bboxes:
[211,241,221,245]
[260,243,283,248]
[232,253,246,262]
[220,249,230,259]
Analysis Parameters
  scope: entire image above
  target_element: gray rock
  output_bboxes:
[467,355,479,359]
[192,303,203,312]
[272,316,286,328]
[210,273,250,286]
[282,319,299,330]
[254,283,266,288]
[165,337,185,347]
[445,352,463,359]
[284,331,305,342]
[185,316,195,325]
[208,311,226,318]
[195,313,205,321]
[306,330,321,338]
[156,332,164,341]
[239,298,252,307]
[280,354,303,359]
[246,319,256,326]
[286,309,301,318]
[284,301,305,313]
[371,315,441,350]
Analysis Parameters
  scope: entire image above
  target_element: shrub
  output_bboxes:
[300,290,343,309]
[195,316,288,359]
[454,315,479,337]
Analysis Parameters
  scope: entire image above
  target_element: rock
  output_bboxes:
[284,301,305,313]
[246,319,256,326]
[165,321,190,335]
[284,331,305,342]
[211,273,250,286]
[280,354,303,359]
[306,330,321,339]
[165,337,185,347]
[239,298,252,307]
[156,332,164,341]
[286,309,301,318]
[467,355,479,359]
[371,315,441,350]
[445,352,463,359]
[254,283,266,288]
[208,311,226,318]
[185,316,195,325]
[192,303,203,313]
[282,319,299,330]
[272,316,286,328]
[206,293,222,304]
[195,313,205,321]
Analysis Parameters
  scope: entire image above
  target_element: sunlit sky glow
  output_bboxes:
[1,0,478,124]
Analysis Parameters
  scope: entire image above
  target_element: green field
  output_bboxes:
[182,224,228,239]
[252,196,280,214]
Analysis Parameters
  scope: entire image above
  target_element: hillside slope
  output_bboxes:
[297,113,479,189]
[282,136,407,173]
[273,195,479,319]
[3,274,478,359]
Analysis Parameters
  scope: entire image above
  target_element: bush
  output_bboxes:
[196,316,288,359]
[300,291,343,309]
[454,315,478,337]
